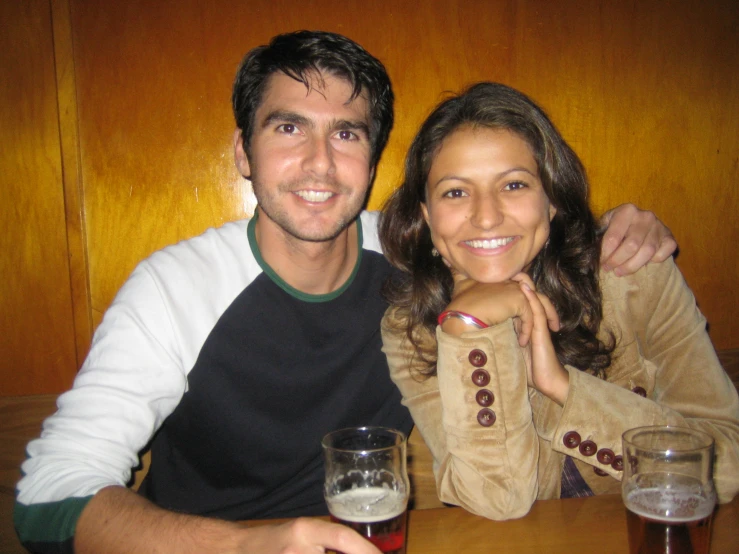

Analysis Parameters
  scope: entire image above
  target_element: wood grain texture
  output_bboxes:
[0,0,79,394]
[0,394,58,553]
[52,0,93,368]
[70,0,738,351]
[244,494,739,554]
[402,494,739,554]
[2,0,737,396]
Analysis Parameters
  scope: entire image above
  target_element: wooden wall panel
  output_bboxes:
[68,0,737,357]
[0,0,79,394]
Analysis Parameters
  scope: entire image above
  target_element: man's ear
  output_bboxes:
[234,129,251,179]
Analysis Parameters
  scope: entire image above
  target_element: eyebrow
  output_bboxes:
[261,110,311,129]
[432,166,537,187]
[261,110,370,138]
[334,119,370,138]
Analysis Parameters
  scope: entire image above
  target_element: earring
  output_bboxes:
[431,247,439,257]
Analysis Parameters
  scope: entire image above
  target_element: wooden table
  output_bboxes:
[398,494,738,553]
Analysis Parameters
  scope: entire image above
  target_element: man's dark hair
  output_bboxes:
[232,30,394,168]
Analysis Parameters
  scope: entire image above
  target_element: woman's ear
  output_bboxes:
[549,202,557,221]
[421,202,431,226]
[233,129,251,179]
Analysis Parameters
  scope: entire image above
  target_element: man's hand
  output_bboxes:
[241,518,383,554]
[600,203,677,275]
[75,486,381,554]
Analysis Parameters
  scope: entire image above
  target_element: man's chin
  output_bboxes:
[283,220,354,243]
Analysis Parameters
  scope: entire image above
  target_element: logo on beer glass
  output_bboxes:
[622,425,717,554]
[322,427,410,554]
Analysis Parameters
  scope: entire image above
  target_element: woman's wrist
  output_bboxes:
[537,365,570,407]
[438,310,488,329]
[438,310,488,336]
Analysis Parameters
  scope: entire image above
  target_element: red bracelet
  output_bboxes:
[437,310,489,329]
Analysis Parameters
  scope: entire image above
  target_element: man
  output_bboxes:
[15,31,675,553]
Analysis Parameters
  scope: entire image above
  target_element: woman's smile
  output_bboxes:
[422,126,556,283]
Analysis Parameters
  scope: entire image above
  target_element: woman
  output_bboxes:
[380,82,739,520]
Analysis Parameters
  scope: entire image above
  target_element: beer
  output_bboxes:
[327,487,407,554]
[624,487,714,554]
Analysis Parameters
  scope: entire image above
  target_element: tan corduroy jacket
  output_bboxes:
[382,258,739,520]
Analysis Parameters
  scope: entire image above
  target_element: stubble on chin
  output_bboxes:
[255,192,365,243]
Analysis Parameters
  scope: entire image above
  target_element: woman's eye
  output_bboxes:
[443,189,467,198]
[504,181,527,191]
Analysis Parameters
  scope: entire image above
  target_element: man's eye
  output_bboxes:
[277,124,297,134]
[337,130,358,141]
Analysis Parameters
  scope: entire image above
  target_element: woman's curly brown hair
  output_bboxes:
[380,82,613,377]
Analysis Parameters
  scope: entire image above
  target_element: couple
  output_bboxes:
[15,30,735,554]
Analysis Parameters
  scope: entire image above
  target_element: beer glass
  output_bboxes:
[322,427,410,554]
[622,425,716,554]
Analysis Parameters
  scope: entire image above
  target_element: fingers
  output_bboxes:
[535,290,561,332]
[597,203,623,262]
[512,274,559,332]
[519,284,570,405]
[515,303,534,347]
[600,203,647,268]
[510,272,536,290]
[519,283,557,334]
[305,519,382,554]
[259,518,382,554]
[599,203,677,275]
[651,232,678,263]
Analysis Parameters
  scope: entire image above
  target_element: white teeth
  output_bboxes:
[465,237,515,249]
[295,190,333,203]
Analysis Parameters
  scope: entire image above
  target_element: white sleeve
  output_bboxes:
[17,260,188,504]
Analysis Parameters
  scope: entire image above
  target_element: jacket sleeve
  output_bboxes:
[539,258,739,502]
[382,312,539,520]
[14,261,188,553]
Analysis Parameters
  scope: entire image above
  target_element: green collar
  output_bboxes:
[247,211,364,303]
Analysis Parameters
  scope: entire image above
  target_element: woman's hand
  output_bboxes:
[443,274,535,343]
[515,278,570,406]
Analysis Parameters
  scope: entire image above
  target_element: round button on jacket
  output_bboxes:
[593,467,609,477]
[475,389,494,407]
[611,455,624,472]
[579,440,597,456]
[471,369,491,387]
[477,408,496,427]
[596,448,615,465]
[468,349,488,367]
[632,386,647,397]
[563,431,582,449]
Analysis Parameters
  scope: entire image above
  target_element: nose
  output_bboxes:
[302,136,336,178]
[470,194,503,230]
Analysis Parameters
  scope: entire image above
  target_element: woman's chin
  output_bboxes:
[468,268,524,284]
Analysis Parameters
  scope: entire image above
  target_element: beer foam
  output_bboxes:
[327,487,407,523]
[625,488,715,523]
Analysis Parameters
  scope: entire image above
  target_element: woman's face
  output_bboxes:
[421,126,556,283]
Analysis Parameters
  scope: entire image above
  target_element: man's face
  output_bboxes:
[236,71,374,243]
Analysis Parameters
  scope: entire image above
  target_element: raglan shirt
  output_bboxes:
[15,211,412,553]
